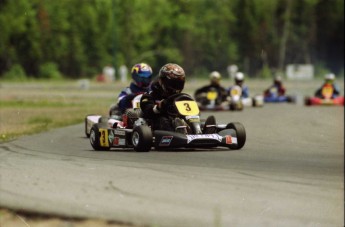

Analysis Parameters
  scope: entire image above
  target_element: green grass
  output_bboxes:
[0,80,114,142]
[0,100,80,108]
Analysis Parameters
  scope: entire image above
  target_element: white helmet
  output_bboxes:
[235,72,244,81]
[235,72,244,85]
[210,71,221,80]
[325,73,335,80]
[209,71,221,85]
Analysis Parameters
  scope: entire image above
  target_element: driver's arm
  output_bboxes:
[140,93,162,118]
[333,84,340,97]
[118,93,136,110]
[314,87,322,98]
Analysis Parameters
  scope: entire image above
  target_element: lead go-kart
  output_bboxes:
[85,93,246,152]
[195,86,263,111]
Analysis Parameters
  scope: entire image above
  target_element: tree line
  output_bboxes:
[0,0,343,79]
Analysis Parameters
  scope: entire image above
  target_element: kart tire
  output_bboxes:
[90,124,110,151]
[304,96,311,106]
[252,97,256,107]
[131,125,152,152]
[237,103,244,111]
[226,122,246,150]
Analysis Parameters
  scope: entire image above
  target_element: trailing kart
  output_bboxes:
[304,84,344,106]
[85,94,143,138]
[88,93,246,152]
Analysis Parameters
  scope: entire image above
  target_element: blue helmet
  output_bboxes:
[131,63,153,88]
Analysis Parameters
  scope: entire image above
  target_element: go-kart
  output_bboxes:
[194,87,232,111]
[228,85,264,108]
[304,84,344,106]
[195,86,263,111]
[263,87,295,103]
[88,93,246,152]
[85,94,143,138]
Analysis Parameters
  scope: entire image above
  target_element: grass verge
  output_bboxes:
[0,80,114,142]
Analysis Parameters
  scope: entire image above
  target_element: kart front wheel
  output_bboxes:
[131,125,152,152]
[226,122,246,150]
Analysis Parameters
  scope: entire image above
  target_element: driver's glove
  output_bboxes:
[158,99,168,113]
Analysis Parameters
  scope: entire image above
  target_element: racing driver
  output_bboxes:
[109,63,153,115]
[140,63,186,132]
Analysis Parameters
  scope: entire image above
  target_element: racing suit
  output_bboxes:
[140,80,175,131]
[114,82,149,114]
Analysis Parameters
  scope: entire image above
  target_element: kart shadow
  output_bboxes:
[153,147,232,152]
[85,147,234,153]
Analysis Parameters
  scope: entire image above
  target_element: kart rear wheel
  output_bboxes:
[90,124,110,151]
[226,122,246,149]
[131,125,152,152]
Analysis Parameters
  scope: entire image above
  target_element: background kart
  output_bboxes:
[88,93,246,152]
[196,85,263,111]
[304,84,344,106]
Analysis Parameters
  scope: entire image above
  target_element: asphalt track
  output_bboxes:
[0,104,343,226]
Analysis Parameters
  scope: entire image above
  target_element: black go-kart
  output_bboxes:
[89,93,246,152]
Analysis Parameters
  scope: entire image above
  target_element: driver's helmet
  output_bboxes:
[235,72,244,86]
[158,63,185,96]
[131,63,153,88]
[324,73,335,84]
[209,71,221,85]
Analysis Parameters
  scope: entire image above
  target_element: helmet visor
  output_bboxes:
[134,73,152,87]
[162,77,185,95]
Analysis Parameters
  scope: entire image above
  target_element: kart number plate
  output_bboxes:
[207,91,218,100]
[175,101,200,116]
[99,129,109,147]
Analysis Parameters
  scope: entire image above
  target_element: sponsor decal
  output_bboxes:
[114,129,126,136]
[185,115,200,123]
[188,118,200,123]
[186,134,222,144]
[225,135,232,144]
[227,136,238,144]
[113,137,119,145]
[118,139,126,146]
[113,137,126,146]
[159,136,173,146]
[185,115,200,120]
